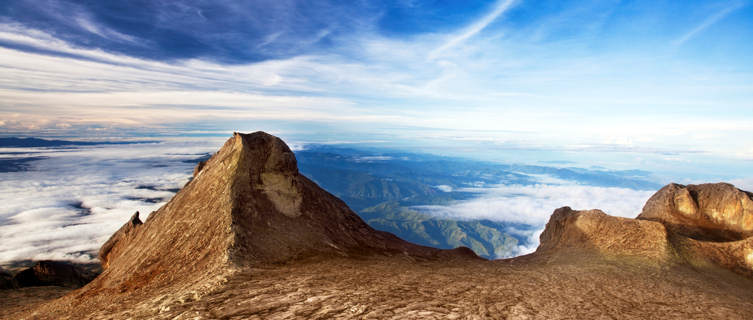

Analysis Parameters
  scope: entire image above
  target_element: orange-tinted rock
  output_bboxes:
[536,207,672,262]
[87,131,471,294]
[97,211,142,270]
[638,183,753,241]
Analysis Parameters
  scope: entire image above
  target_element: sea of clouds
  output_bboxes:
[0,140,220,264]
[416,178,656,257]
[0,138,709,264]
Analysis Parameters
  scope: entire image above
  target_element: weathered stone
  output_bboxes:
[537,207,672,263]
[97,211,142,269]
[638,183,753,241]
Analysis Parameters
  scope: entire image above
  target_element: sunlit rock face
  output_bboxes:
[638,183,753,241]
[536,207,672,263]
[534,184,753,278]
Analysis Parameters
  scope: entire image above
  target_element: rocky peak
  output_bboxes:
[87,131,466,294]
[637,183,753,241]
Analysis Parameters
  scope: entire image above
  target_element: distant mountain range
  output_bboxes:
[0,137,158,148]
[295,145,661,259]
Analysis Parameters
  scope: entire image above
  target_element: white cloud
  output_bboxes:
[415,181,655,257]
[428,0,516,60]
[435,185,453,192]
[0,15,752,161]
[673,1,745,46]
[0,140,219,264]
[416,183,653,225]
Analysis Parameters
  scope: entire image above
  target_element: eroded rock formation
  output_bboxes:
[98,211,142,270]
[536,207,673,263]
[82,131,471,296]
[637,183,753,241]
[535,184,753,278]
[8,261,95,289]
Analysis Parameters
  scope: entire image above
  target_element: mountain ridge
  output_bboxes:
[5,132,753,319]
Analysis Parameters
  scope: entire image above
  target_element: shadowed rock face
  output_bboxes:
[0,267,12,289]
[638,183,753,241]
[11,261,95,288]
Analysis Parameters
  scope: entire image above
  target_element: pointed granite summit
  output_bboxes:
[89,131,472,293]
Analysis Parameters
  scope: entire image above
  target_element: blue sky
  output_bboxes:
[0,0,752,166]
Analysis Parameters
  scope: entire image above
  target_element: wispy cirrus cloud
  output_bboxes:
[428,0,516,60]
[673,1,746,46]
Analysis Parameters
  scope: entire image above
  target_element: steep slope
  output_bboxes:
[65,132,472,297]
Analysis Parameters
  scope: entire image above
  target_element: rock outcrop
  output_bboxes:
[85,131,471,295]
[536,184,753,277]
[10,261,95,288]
[536,207,672,263]
[0,267,12,289]
[7,133,753,319]
[98,211,142,269]
[637,183,753,241]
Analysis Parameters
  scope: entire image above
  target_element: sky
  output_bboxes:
[0,0,751,163]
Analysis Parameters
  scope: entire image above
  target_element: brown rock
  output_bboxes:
[192,160,206,177]
[97,211,142,270]
[11,261,95,288]
[638,183,753,241]
[536,207,673,263]
[86,131,467,294]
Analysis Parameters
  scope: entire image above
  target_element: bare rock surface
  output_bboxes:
[535,207,673,263]
[638,183,753,241]
[4,132,753,319]
[98,211,142,269]
[4,256,753,319]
